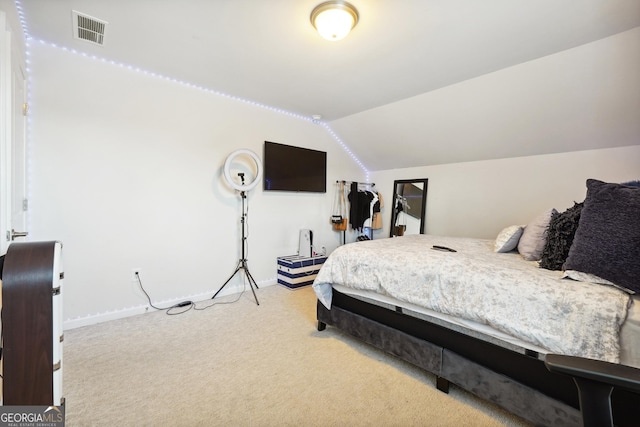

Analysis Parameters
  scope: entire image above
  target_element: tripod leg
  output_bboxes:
[243,268,260,306]
[212,262,242,300]
[244,265,260,290]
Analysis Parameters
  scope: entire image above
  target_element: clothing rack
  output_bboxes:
[336,180,375,187]
[335,180,378,244]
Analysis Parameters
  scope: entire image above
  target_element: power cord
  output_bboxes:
[194,273,248,311]
[134,271,247,314]
[135,271,193,315]
[193,287,245,311]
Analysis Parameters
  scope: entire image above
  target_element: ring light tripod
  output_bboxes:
[212,149,262,305]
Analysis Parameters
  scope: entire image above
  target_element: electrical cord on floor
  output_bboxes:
[135,272,194,315]
[135,271,248,315]
[194,280,246,311]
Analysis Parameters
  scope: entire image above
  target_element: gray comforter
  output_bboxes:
[313,235,631,363]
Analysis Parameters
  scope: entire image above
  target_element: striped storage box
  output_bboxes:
[277,255,327,289]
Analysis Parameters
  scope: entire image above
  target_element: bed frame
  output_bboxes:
[316,289,639,427]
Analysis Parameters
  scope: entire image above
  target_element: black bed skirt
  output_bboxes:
[317,290,640,427]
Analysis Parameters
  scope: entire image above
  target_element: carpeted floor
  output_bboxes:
[62,285,531,426]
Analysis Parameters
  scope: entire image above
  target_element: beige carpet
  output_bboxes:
[63,285,531,426]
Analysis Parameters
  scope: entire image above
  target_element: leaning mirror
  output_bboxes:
[389,178,428,237]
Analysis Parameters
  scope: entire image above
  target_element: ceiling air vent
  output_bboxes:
[72,10,107,46]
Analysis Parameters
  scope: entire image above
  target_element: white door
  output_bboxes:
[0,11,28,254]
[10,61,28,244]
[0,11,12,255]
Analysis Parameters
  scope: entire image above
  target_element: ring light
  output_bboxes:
[223,149,262,192]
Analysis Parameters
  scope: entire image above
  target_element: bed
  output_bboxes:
[313,179,640,426]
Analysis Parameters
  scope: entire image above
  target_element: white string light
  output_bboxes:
[318,122,370,180]
[14,0,371,180]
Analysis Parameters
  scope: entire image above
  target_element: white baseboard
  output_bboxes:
[63,279,276,330]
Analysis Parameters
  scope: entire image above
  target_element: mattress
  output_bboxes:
[313,235,637,366]
[329,283,640,369]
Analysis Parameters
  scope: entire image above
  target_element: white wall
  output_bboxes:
[332,27,640,171]
[28,43,365,326]
[25,30,640,328]
[371,145,640,239]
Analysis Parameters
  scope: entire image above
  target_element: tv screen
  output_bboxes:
[263,141,327,193]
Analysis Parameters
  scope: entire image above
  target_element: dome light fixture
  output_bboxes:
[310,1,359,41]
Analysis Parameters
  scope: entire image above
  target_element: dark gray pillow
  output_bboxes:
[563,179,640,294]
[539,202,583,271]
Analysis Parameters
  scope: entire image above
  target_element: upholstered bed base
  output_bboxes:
[317,290,639,426]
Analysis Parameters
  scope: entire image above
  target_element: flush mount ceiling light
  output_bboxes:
[310,1,359,41]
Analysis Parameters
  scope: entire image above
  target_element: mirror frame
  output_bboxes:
[389,178,429,237]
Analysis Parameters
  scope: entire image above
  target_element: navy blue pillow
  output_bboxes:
[564,179,640,293]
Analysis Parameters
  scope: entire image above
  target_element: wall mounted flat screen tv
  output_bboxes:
[263,141,327,193]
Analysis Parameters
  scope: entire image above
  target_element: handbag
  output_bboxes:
[333,218,348,231]
[331,181,348,231]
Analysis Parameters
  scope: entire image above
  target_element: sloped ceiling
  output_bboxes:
[18,0,640,170]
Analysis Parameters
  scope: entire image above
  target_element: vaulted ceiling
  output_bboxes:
[19,0,640,170]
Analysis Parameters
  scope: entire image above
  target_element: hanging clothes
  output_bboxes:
[394,197,407,236]
[348,182,359,230]
[331,181,348,231]
[362,191,379,229]
[371,193,384,229]
[348,182,375,231]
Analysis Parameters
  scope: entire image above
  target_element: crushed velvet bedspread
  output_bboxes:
[313,235,632,363]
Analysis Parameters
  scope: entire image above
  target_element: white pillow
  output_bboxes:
[494,225,524,253]
[517,208,557,261]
